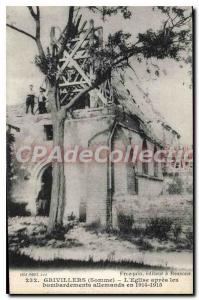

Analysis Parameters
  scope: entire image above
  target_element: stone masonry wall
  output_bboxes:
[112,194,193,233]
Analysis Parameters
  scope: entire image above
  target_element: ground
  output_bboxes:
[8,216,192,270]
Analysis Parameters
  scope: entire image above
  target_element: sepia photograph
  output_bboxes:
[6,5,193,294]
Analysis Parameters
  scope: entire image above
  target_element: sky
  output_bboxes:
[6,6,192,144]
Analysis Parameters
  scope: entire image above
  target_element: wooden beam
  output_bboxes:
[59,28,91,72]
[59,80,87,87]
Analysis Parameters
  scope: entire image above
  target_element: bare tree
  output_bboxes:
[7,6,192,233]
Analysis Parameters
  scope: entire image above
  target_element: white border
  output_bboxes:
[3,0,199,6]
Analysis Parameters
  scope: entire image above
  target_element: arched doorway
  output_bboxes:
[36,165,52,216]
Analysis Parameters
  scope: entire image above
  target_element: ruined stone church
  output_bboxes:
[7,22,180,227]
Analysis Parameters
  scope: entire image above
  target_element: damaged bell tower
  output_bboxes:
[50,19,114,109]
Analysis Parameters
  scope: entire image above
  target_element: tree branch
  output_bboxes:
[58,66,113,119]
[6,23,36,40]
[7,7,45,60]
[36,6,40,19]
[57,6,75,58]
[168,13,191,30]
[111,45,141,68]
[27,6,45,58]
[27,6,39,20]
[59,82,99,119]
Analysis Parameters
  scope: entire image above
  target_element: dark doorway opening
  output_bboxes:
[36,165,52,216]
[44,124,53,141]
[79,202,86,222]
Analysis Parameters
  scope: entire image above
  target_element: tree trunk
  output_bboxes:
[47,83,65,233]
[46,80,89,233]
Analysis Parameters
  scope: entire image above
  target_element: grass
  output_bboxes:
[9,251,166,270]
[8,217,193,270]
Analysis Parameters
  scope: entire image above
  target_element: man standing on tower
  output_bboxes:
[26,84,35,114]
[37,87,47,114]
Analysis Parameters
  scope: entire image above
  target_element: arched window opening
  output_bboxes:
[154,146,158,177]
[142,139,148,175]
[127,147,138,195]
